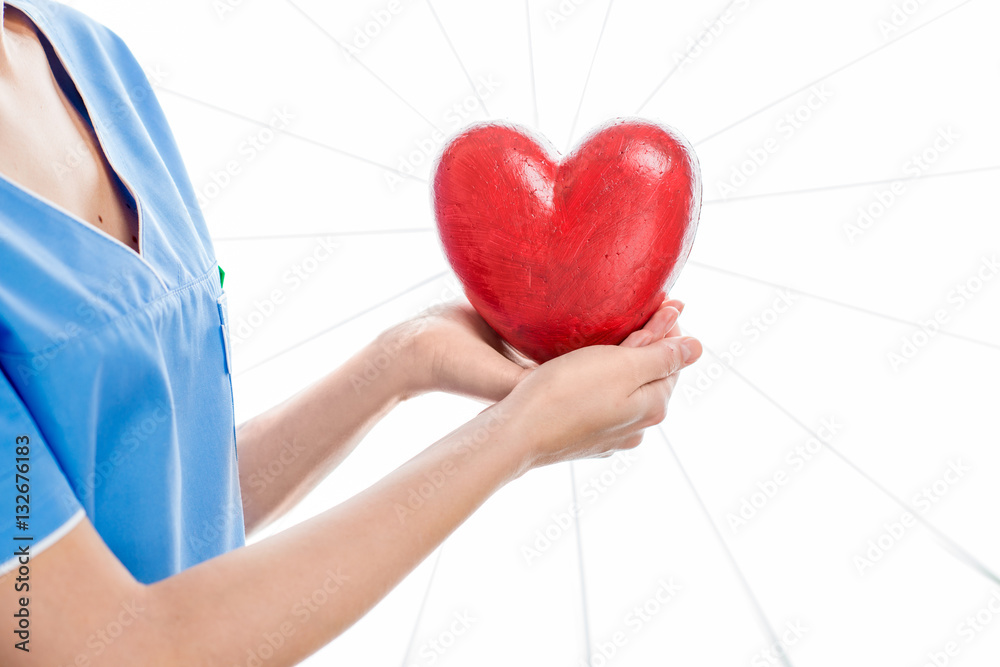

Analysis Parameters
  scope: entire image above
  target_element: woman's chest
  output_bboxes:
[0,85,140,253]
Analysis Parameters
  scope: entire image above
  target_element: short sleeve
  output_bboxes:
[1,367,84,574]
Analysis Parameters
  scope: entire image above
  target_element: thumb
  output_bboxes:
[628,335,702,386]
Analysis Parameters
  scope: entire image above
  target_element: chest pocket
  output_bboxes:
[216,292,233,375]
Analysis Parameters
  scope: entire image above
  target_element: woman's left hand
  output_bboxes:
[380,302,532,402]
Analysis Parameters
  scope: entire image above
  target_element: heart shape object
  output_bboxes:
[433,119,701,363]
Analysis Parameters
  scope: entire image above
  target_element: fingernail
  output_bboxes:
[680,337,700,362]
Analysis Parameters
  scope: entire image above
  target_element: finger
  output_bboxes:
[627,335,702,387]
[664,298,685,315]
[590,433,644,459]
[632,376,674,426]
[620,329,653,348]
[679,336,702,364]
[640,305,680,340]
[663,300,685,339]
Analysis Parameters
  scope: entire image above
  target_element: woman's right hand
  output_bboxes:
[501,302,702,470]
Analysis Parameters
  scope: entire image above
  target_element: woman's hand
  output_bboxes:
[379,302,531,403]
[501,300,700,470]
[380,296,691,411]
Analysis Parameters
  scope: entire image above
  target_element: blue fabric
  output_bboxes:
[0,0,244,584]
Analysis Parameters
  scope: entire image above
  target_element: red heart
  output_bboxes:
[433,119,701,363]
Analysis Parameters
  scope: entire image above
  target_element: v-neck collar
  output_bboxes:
[1,0,167,290]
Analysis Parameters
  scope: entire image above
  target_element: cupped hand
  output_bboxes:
[381,302,532,402]
[501,300,702,471]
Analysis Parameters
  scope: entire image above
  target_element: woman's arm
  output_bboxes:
[237,303,530,534]
[238,300,683,533]
[2,331,699,667]
[235,335,409,535]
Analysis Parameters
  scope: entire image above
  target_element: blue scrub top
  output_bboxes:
[0,0,245,583]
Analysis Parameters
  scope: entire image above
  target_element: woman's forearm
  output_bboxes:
[236,333,416,533]
[149,403,527,666]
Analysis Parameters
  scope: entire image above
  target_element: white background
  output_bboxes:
[70,0,1000,665]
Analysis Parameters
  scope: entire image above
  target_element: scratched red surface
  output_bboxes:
[433,119,702,363]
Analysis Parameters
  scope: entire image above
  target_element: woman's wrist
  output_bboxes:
[362,323,433,403]
[451,400,537,484]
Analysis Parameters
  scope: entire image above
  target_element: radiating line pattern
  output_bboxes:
[658,427,795,667]
[525,0,540,128]
[191,1,997,663]
[283,0,445,133]
[635,0,745,114]
[399,547,446,667]
[565,0,616,149]
[691,0,975,146]
[425,0,492,117]
[569,462,594,666]
[692,340,1000,586]
[236,270,449,376]
[688,261,1000,351]
[156,85,427,182]
[702,164,1000,206]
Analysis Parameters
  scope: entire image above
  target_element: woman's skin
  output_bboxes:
[0,4,140,253]
[0,4,704,665]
